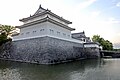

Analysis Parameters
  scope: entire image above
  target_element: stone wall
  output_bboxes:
[0,36,86,64]
[0,37,100,64]
[84,47,100,58]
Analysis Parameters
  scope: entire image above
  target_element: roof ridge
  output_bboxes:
[34,4,46,15]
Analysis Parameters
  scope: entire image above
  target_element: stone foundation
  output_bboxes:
[0,37,100,64]
[0,36,88,64]
[84,47,100,58]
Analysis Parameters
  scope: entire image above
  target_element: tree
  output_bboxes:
[0,25,15,46]
[92,35,113,50]
[0,33,7,45]
[0,25,15,36]
[92,35,101,42]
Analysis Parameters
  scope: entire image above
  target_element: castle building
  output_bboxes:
[72,31,91,43]
[13,5,84,43]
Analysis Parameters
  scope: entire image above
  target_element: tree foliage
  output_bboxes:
[0,25,15,36]
[0,33,8,45]
[0,25,15,46]
[92,35,113,50]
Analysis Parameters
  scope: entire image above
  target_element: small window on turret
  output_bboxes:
[42,29,44,31]
[57,31,60,34]
[26,32,30,34]
[83,39,86,42]
[50,29,54,33]
[63,33,66,36]
[40,29,44,31]
[68,35,70,37]
[33,31,36,33]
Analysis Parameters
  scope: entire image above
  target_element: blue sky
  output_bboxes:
[0,0,120,48]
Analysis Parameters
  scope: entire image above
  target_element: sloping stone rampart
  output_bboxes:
[0,37,100,64]
[0,37,87,64]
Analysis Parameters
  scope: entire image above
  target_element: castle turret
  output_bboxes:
[13,5,75,41]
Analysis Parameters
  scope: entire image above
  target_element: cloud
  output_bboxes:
[116,2,120,7]
[76,0,97,10]
[112,33,120,44]
[71,15,119,42]
[108,17,120,24]
[114,43,120,49]
[90,11,101,18]
[113,33,120,48]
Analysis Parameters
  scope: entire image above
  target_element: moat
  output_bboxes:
[0,59,120,80]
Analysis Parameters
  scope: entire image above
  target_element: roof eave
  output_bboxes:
[48,17,74,31]
[19,17,75,31]
[19,10,72,24]
[19,11,48,22]
[47,11,72,24]
[84,42,100,45]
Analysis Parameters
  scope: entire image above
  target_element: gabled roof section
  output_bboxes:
[72,31,85,35]
[72,31,86,38]
[19,5,72,24]
[34,5,46,15]
[18,16,75,31]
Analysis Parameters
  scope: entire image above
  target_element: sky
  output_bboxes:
[0,0,120,48]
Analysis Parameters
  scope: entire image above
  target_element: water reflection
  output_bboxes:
[0,59,120,80]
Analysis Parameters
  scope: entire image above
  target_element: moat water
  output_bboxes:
[0,59,120,80]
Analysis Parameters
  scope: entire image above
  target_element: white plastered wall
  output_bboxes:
[84,44,99,48]
[13,21,84,43]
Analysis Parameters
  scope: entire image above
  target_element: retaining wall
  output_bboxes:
[0,37,87,64]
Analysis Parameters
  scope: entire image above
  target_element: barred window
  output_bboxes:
[50,29,54,33]
[57,31,60,34]
[68,35,70,37]
[26,32,30,34]
[63,33,66,36]
[33,31,36,33]
[40,29,44,31]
